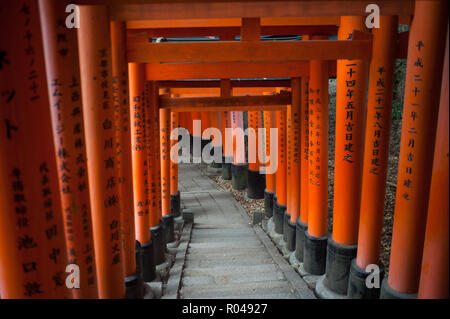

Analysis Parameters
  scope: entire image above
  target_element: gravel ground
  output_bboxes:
[208,76,404,275]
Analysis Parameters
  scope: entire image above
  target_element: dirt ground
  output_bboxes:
[208,78,404,274]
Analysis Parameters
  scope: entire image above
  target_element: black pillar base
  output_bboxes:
[170,191,181,218]
[162,214,175,244]
[303,230,328,275]
[247,169,265,199]
[295,219,307,262]
[135,241,142,280]
[285,219,296,252]
[125,274,144,299]
[222,156,232,180]
[209,146,223,168]
[150,224,166,265]
[231,164,248,190]
[348,259,385,299]
[323,237,357,295]
[264,190,274,218]
[273,198,286,234]
[141,240,156,282]
[283,212,291,242]
[380,277,417,299]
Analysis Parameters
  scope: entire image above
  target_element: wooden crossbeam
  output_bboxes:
[74,1,414,21]
[158,79,291,88]
[145,61,336,81]
[128,25,339,38]
[159,91,291,112]
[128,38,372,63]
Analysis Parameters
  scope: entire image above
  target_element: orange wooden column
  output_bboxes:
[170,109,181,217]
[206,107,222,167]
[304,56,329,276]
[381,1,448,298]
[145,80,166,266]
[263,108,276,218]
[273,108,287,234]
[201,111,210,155]
[346,16,398,299]
[110,20,143,295]
[323,17,369,296]
[221,79,233,180]
[39,0,98,298]
[285,78,302,252]
[129,63,156,284]
[295,73,310,263]
[418,27,449,299]
[231,109,247,190]
[160,107,175,243]
[78,5,126,298]
[0,0,69,299]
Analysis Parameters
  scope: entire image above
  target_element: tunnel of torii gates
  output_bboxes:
[0,0,448,300]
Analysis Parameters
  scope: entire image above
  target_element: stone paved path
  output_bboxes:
[177,163,314,299]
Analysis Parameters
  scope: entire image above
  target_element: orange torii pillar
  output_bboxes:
[381,1,448,299]
[319,17,369,297]
[294,70,310,263]
[192,111,202,162]
[129,63,157,285]
[231,110,248,190]
[273,108,287,234]
[418,28,449,299]
[0,0,69,298]
[247,109,265,199]
[39,0,98,298]
[347,17,397,299]
[221,79,233,180]
[110,20,145,297]
[78,5,126,298]
[263,107,276,218]
[170,110,181,218]
[146,80,166,267]
[304,57,329,276]
[160,107,175,244]
[284,78,302,252]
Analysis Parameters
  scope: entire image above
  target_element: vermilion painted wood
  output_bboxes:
[78,5,125,298]
[110,20,137,280]
[388,0,448,294]
[160,108,171,216]
[0,0,69,299]
[331,17,369,245]
[39,0,98,298]
[127,39,372,63]
[419,26,449,299]
[356,16,397,270]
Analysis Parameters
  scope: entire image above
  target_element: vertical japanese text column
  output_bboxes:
[146,79,166,266]
[273,105,287,234]
[348,16,397,299]
[78,5,125,298]
[381,0,448,298]
[325,17,369,296]
[305,54,329,276]
[221,79,233,180]
[0,0,69,299]
[285,78,302,252]
[160,106,175,244]
[39,0,98,298]
[110,20,142,296]
[295,69,310,263]
[418,26,449,299]
[263,96,276,218]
